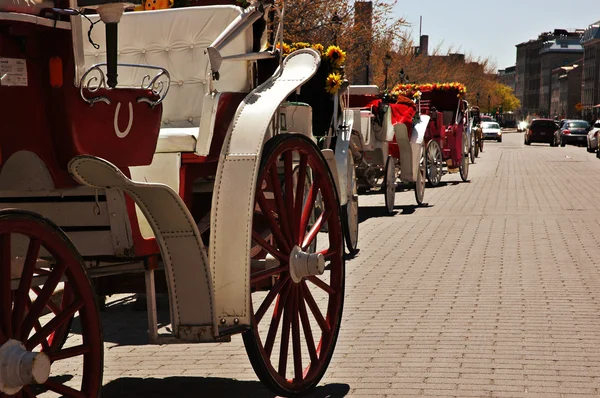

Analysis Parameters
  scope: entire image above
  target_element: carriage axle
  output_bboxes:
[0,339,51,395]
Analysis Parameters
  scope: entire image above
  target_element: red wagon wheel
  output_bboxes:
[243,134,345,397]
[0,210,102,398]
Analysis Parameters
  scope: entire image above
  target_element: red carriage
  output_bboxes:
[392,83,471,187]
[0,0,351,396]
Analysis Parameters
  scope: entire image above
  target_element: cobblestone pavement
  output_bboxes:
[52,131,600,397]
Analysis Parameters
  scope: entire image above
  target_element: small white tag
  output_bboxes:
[0,58,28,87]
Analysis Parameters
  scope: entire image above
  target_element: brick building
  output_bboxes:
[581,21,600,121]
[498,66,516,92]
[550,61,583,119]
[515,29,583,117]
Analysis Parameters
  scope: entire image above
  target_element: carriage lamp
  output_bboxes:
[96,3,127,88]
[384,53,392,90]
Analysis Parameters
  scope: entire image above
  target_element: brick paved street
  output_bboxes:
[53,131,600,397]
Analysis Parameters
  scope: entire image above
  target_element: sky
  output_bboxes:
[393,0,599,71]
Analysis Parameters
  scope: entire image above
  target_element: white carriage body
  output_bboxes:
[0,3,327,341]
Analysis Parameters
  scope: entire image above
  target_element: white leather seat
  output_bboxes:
[156,128,198,152]
[78,6,252,154]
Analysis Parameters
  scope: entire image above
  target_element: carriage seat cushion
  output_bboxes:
[0,0,53,13]
[79,6,252,130]
[156,128,198,153]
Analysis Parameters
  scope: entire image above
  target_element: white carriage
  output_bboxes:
[0,0,353,396]
[345,85,429,214]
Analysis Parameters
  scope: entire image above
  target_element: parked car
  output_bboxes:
[586,120,600,152]
[524,119,559,146]
[556,120,591,147]
[482,121,502,142]
[517,120,528,132]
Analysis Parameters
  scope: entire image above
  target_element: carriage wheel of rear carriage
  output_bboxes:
[341,151,359,254]
[474,132,480,158]
[469,132,476,164]
[0,209,103,398]
[414,146,426,206]
[425,140,443,187]
[382,156,396,215]
[460,132,470,183]
[479,133,484,153]
[243,134,345,397]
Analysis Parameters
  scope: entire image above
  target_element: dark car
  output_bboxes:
[557,120,591,147]
[525,119,559,146]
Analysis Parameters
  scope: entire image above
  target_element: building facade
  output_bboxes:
[550,62,582,119]
[581,21,600,121]
[515,29,584,117]
[539,31,584,116]
[498,66,516,92]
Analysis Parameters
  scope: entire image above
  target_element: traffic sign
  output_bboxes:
[575,103,584,111]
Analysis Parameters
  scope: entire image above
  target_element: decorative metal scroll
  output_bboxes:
[79,63,171,107]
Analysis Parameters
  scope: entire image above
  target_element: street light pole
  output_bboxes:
[331,12,342,46]
[384,53,392,90]
[488,95,491,115]
[476,92,480,107]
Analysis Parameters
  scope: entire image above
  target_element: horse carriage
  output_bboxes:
[469,105,484,159]
[392,83,470,188]
[346,85,428,214]
[0,0,354,396]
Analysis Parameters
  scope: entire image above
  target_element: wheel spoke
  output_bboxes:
[251,231,288,264]
[21,386,35,398]
[12,239,42,337]
[48,344,91,362]
[26,299,83,351]
[44,378,86,398]
[302,210,331,251]
[269,164,293,246]
[1,233,12,340]
[21,261,67,341]
[278,285,295,378]
[255,275,290,324]
[299,183,317,243]
[264,282,292,357]
[257,192,290,254]
[283,151,295,242]
[251,265,287,285]
[306,276,336,295]
[298,290,318,364]
[302,283,330,334]
[291,286,303,383]
[31,286,62,315]
[293,154,308,245]
[318,248,339,262]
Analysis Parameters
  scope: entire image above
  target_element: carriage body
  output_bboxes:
[346,85,427,210]
[392,83,471,187]
[0,1,349,396]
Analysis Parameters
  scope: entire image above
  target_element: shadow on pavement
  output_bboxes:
[358,203,432,223]
[102,377,350,398]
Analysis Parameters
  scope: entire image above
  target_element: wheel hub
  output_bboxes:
[0,339,51,394]
[289,245,325,283]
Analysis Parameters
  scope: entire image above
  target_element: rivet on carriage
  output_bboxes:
[0,0,357,395]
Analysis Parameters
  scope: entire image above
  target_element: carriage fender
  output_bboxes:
[333,109,354,206]
[210,49,321,331]
[395,115,430,182]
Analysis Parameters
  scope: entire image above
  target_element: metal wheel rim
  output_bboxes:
[245,135,344,395]
[0,210,103,397]
[384,156,396,214]
[426,141,442,186]
[415,147,426,205]
[345,152,359,251]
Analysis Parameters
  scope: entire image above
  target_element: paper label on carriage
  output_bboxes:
[0,58,27,87]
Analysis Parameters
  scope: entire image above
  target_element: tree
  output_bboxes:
[493,83,521,112]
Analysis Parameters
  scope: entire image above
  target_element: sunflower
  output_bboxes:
[325,45,346,68]
[325,72,343,94]
[311,43,325,55]
[276,42,292,56]
[293,42,311,49]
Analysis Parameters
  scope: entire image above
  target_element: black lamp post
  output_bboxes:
[384,53,392,90]
[476,92,480,106]
[331,12,342,45]
[488,94,491,114]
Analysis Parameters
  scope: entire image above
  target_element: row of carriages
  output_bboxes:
[0,0,487,396]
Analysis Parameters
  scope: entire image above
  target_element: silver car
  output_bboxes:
[587,120,600,153]
[482,121,503,142]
